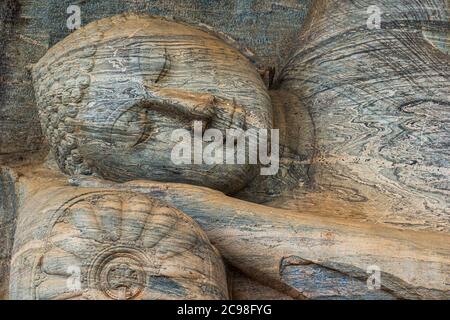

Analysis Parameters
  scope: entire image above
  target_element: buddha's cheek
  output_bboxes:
[76,134,172,181]
[77,130,256,193]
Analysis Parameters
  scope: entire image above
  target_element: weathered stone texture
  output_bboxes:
[240,0,450,234]
[1,0,449,300]
[0,0,312,166]
[0,167,18,299]
[0,0,48,164]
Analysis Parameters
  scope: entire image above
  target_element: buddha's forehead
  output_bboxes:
[90,37,269,101]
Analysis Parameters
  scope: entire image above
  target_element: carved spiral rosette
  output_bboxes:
[10,189,228,300]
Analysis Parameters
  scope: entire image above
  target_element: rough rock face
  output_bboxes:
[0,0,47,165]
[10,186,228,300]
[32,14,273,194]
[0,0,311,167]
[0,167,18,299]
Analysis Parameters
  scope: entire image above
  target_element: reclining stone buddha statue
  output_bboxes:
[10,14,271,300]
[2,0,450,300]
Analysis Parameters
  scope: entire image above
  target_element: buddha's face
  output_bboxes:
[33,15,272,193]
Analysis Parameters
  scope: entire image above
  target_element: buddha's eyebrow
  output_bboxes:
[136,46,171,85]
[141,86,216,120]
[155,48,170,84]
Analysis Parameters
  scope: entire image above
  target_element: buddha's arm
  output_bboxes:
[70,175,450,299]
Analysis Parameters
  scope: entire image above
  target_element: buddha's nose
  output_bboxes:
[143,86,247,131]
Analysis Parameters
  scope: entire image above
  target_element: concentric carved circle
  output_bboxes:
[88,246,147,300]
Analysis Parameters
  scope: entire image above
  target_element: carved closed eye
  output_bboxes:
[108,100,205,149]
[110,104,155,148]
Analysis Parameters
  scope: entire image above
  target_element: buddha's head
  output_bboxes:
[32,14,272,193]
